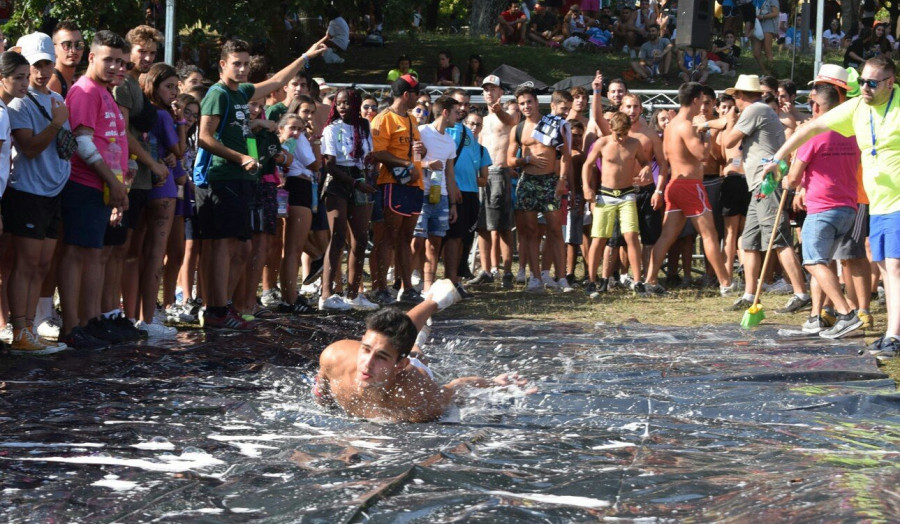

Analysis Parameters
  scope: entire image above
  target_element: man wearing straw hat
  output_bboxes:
[704,74,810,314]
[766,56,900,359]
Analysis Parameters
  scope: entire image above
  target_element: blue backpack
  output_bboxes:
[193,83,230,188]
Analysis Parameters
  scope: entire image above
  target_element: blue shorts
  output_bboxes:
[60,181,110,249]
[870,211,900,262]
[801,206,855,265]
[414,195,450,238]
[381,183,424,217]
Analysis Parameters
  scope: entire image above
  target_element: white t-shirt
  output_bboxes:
[0,99,11,196]
[322,120,372,169]
[418,124,457,196]
[327,17,350,50]
[283,134,316,179]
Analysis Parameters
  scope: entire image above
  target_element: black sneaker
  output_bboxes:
[726,297,754,312]
[644,282,667,296]
[467,271,494,286]
[398,289,424,304]
[597,277,609,293]
[60,326,109,350]
[84,317,125,344]
[632,281,646,295]
[370,289,396,305]
[302,257,325,285]
[776,294,812,314]
[455,282,473,299]
[501,272,514,290]
[874,336,900,360]
[278,296,316,315]
[584,281,597,295]
[108,314,144,341]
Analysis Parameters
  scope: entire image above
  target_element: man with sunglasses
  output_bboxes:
[766,56,900,359]
[47,21,84,98]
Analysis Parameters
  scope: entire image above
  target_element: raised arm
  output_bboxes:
[251,36,329,101]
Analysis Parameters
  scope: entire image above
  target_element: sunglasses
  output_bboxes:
[414,108,429,116]
[362,104,377,110]
[182,109,197,119]
[58,40,86,51]
[860,77,891,89]
[465,121,482,128]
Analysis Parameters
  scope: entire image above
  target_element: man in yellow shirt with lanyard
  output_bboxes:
[765,56,900,359]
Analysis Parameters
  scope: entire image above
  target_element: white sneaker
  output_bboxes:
[720,282,737,297]
[541,271,559,289]
[135,320,177,339]
[166,304,196,323]
[525,277,544,293]
[35,317,61,341]
[300,281,321,296]
[620,274,635,287]
[319,294,351,311]
[516,267,527,284]
[558,276,575,293]
[763,278,793,294]
[0,324,12,344]
[153,308,167,325]
[346,294,379,311]
[411,270,422,288]
[260,288,281,307]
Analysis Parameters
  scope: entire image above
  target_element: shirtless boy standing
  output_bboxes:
[314,280,526,422]
[582,112,650,295]
[642,83,735,295]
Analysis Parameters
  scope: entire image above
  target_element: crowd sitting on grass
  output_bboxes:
[0,13,896,366]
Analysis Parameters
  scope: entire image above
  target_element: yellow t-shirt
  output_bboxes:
[818,85,900,215]
[371,109,423,189]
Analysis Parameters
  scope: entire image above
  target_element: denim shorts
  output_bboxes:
[870,211,900,262]
[414,194,450,238]
[801,206,856,265]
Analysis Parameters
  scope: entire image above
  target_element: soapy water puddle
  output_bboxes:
[0,315,898,522]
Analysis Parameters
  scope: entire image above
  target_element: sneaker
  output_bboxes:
[501,272,514,290]
[719,282,737,297]
[632,281,646,295]
[726,297,752,311]
[411,270,423,288]
[300,281,321,296]
[857,311,874,329]
[516,267,527,284]
[821,308,838,326]
[468,270,495,286]
[59,326,109,350]
[873,337,900,360]
[85,317,125,344]
[620,274,635,288]
[135,320,178,339]
[524,277,544,293]
[455,282,473,299]
[303,257,325,285]
[802,315,830,334]
[644,282,667,296]
[0,324,12,344]
[166,304,196,324]
[541,271,559,290]
[35,317,61,341]
[346,294,379,311]
[764,278,793,294]
[398,288,424,304]
[319,294,352,311]
[202,310,254,330]
[260,288,281,307]
[584,281,597,295]
[558,277,575,293]
[864,336,885,355]
[776,294,812,314]
[9,327,67,355]
[112,314,146,341]
[278,295,316,315]
[819,311,864,339]
[370,289,396,306]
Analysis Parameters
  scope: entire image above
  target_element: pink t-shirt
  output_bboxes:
[66,76,128,191]
[796,130,859,215]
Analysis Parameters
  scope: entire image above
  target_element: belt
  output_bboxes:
[599,186,636,197]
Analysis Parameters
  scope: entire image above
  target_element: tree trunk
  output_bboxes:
[469,0,508,36]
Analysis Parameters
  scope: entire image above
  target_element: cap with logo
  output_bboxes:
[14,32,55,65]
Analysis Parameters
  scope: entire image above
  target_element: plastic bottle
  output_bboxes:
[310,175,319,213]
[125,154,138,190]
[276,188,289,217]
[102,138,123,205]
[428,170,442,204]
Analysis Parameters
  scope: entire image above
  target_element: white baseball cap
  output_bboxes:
[482,74,502,88]
[15,32,55,65]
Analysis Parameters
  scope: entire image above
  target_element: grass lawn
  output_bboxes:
[320,32,839,92]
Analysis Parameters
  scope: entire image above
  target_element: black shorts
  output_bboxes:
[195,178,255,241]
[284,176,313,208]
[311,198,329,231]
[721,175,751,217]
[124,188,150,230]
[703,175,725,241]
[447,191,480,239]
[739,2,756,22]
[381,183,424,217]
[636,184,662,246]
[1,188,61,240]
[60,181,109,249]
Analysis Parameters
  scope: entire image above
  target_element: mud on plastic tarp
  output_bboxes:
[0,317,897,522]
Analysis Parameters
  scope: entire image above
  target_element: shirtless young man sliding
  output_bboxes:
[314,280,527,422]
[582,112,650,295]
[642,82,735,295]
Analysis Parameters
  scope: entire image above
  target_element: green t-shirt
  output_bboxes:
[819,85,900,215]
[201,82,256,182]
[266,102,287,124]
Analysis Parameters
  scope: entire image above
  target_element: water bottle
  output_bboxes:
[126,154,138,190]
[277,188,289,217]
[354,177,369,206]
[102,138,123,205]
[428,170,442,204]
[310,175,319,213]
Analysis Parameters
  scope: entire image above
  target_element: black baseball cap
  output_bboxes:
[392,74,426,97]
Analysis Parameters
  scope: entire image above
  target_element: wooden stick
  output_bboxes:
[750,187,791,309]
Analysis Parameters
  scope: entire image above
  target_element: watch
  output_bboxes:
[655,189,664,195]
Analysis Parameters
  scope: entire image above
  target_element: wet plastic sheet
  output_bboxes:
[0,318,897,522]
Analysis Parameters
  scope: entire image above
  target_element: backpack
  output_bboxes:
[192,84,230,188]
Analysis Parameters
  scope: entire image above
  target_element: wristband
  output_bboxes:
[301,54,310,69]
[655,189,664,195]
[175,120,188,126]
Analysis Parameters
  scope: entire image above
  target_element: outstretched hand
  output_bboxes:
[304,35,330,60]
[493,373,538,393]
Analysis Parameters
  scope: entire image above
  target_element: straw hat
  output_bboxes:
[807,64,849,90]
[724,74,763,95]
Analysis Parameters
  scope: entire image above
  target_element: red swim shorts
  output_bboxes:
[664,177,711,218]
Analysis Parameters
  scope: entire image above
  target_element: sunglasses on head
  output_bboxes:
[859,77,890,89]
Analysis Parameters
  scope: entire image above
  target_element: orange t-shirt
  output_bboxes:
[855,163,869,205]
[372,109,423,189]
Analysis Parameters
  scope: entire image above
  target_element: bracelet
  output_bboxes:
[311,140,321,145]
[175,120,187,126]
[301,54,309,69]
[655,189,664,195]
[241,159,255,167]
